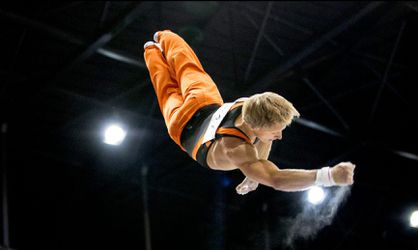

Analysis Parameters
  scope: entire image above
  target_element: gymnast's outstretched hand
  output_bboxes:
[236,177,259,195]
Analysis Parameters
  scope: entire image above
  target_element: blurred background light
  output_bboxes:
[410,210,418,228]
[307,186,326,205]
[103,124,127,145]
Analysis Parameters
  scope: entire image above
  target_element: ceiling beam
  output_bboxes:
[293,118,345,138]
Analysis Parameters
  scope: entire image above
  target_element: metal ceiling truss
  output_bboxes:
[239,2,314,36]
[52,79,159,135]
[246,1,384,94]
[236,1,416,162]
[368,20,406,125]
[243,1,274,84]
[302,77,350,131]
[0,8,146,69]
[1,3,163,142]
[240,9,284,56]
[52,2,153,82]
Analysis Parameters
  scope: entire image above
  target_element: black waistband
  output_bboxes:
[180,104,220,157]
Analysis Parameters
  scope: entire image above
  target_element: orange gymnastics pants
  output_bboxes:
[144,30,224,150]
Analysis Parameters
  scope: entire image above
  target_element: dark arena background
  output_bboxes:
[1,2,417,250]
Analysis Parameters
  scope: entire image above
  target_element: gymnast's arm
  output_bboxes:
[234,141,272,194]
[254,140,272,160]
[227,140,354,192]
[234,140,271,192]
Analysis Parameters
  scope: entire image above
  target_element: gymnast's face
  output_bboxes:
[252,123,287,143]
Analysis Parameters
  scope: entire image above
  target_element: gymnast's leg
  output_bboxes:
[147,30,224,147]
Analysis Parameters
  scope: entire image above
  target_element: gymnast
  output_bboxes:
[143,30,355,195]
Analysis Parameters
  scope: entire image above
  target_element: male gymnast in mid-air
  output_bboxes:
[143,30,355,195]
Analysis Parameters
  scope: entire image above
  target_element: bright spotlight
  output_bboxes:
[307,186,326,205]
[410,210,418,228]
[103,124,126,145]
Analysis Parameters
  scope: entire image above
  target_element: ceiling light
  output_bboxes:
[410,210,418,228]
[103,124,126,145]
[307,186,326,205]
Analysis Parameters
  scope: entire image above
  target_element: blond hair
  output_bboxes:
[242,92,300,128]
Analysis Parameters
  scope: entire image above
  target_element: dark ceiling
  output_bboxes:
[1,1,418,250]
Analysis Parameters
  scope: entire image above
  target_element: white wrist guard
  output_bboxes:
[315,167,336,187]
